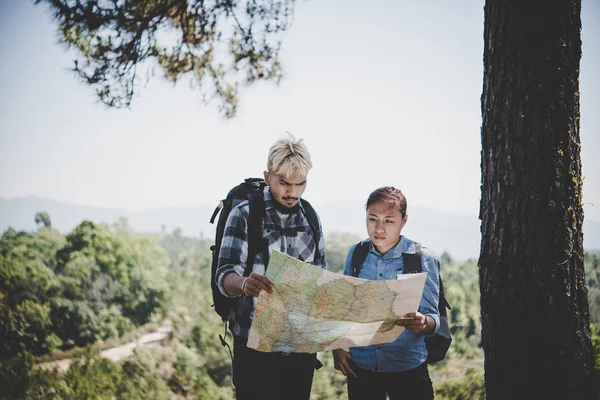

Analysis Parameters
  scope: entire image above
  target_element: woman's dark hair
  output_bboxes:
[366,186,407,217]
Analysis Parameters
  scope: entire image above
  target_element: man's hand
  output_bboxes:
[223,272,274,297]
[242,272,274,297]
[333,349,356,378]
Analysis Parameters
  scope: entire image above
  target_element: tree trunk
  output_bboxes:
[479,1,597,398]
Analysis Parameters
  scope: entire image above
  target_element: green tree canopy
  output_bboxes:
[36,0,295,117]
[35,212,52,228]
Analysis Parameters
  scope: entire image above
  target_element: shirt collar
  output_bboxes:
[367,235,415,258]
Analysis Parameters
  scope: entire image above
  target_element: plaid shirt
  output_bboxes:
[216,187,327,342]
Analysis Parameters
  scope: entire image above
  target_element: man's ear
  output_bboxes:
[263,170,270,185]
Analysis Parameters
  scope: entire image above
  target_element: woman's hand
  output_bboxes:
[395,312,428,333]
[333,349,356,378]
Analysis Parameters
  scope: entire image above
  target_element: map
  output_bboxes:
[247,250,427,353]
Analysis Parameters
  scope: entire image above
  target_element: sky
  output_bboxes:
[0,0,599,221]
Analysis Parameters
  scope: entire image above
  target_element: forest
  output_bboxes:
[1,214,598,399]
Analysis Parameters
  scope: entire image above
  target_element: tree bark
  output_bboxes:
[479,1,597,398]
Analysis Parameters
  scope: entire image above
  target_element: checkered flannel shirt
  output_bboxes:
[216,187,327,342]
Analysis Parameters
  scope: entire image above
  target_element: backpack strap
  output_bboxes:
[246,182,268,276]
[403,243,451,317]
[210,200,224,224]
[402,242,422,274]
[438,258,451,315]
[300,199,322,263]
[350,241,370,277]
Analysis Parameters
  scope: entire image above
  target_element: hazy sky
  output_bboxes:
[1,0,599,220]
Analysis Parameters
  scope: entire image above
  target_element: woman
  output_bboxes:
[333,186,440,400]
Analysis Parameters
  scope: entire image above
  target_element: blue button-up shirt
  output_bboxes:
[343,236,440,372]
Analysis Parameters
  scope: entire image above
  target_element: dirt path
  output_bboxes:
[37,320,173,373]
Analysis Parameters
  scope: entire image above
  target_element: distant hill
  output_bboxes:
[1,196,599,261]
[0,196,215,238]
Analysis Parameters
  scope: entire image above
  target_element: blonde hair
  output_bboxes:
[267,133,313,178]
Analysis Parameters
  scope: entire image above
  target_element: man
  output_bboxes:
[216,133,327,400]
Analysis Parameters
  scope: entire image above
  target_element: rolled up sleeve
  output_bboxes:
[216,206,250,298]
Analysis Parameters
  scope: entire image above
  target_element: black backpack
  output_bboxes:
[209,178,322,322]
[350,241,452,363]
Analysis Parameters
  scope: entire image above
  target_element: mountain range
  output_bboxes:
[1,196,599,261]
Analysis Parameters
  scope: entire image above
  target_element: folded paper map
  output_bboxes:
[247,250,427,353]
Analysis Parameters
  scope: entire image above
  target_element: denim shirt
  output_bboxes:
[343,236,440,372]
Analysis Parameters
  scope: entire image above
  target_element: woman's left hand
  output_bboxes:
[395,312,427,333]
